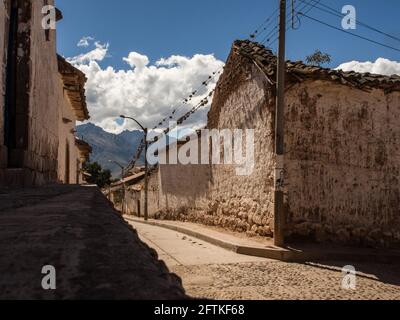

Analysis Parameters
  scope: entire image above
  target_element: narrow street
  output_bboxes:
[0,186,187,300]
[129,220,400,300]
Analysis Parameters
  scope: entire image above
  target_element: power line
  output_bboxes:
[127,3,309,171]
[151,69,221,130]
[298,0,400,44]
[154,5,285,130]
[298,12,400,53]
[150,6,286,133]
[259,0,292,44]
[144,1,319,153]
[261,0,322,46]
[250,5,280,39]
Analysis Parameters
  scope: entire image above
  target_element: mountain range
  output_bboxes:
[76,123,145,177]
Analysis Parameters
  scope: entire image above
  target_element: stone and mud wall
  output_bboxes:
[133,51,278,238]
[285,80,400,247]
[131,49,400,247]
[0,0,64,185]
[0,0,10,168]
[27,0,63,184]
[57,93,80,184]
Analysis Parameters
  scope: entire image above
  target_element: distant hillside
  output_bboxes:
[76,123,144,177]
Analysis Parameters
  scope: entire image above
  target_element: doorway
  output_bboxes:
[4,0,31,168]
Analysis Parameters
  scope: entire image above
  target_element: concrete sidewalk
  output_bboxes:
[0,185,187,300]
[125,216,400,263]
[128,221,266,266]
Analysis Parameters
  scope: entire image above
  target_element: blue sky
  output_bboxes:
[57,0,400,68]
[55,0,400,133]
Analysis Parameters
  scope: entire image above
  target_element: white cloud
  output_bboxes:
[68,41,109,65]
[77,36,94,47]
[123,52,150,71]
[336,57,400,76]
[69,43,224,134]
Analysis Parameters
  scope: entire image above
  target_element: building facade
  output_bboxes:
[57,55,90,184]
[0,0,90,186]
[126,40,400,248]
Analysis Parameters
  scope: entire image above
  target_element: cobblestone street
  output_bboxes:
[172,261,400,300]
[131,221,400,300]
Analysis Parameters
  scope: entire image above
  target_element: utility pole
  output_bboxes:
[143,129,149,221]
[274,0,287,247]
[120,115,149,221]
[121,167,125,215]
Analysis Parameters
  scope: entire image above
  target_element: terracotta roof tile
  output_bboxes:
[234,40,400,92]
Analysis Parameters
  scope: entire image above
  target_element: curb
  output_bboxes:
[124,216,318,262]
[125,216,400,264]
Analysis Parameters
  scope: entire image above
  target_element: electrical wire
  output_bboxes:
[298,11,400,53]
[298,0,400,44]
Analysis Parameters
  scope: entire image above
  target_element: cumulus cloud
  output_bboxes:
[77,36,94,47]
[336,57,400,76]
[69,42,224,133]
[68,41,109,65]
[123,52,150,71]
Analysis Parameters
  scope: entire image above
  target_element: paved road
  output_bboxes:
[130,221,400,300]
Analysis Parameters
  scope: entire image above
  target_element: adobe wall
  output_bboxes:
[126,47,400,247]
[25,0,62,184]
[202,62,276,236]
[0,0,9,168]
[124,189,140,216]
[144,172,162,217]
[285,80,400,247]
[146,52,277,237]
[151,140,211,219]
[124,173,163,217]
[57,93,79,184]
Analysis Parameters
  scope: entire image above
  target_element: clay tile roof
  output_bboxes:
[233,40,400,92]
[57,55,90,121]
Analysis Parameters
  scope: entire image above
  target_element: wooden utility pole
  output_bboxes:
[119,115,149,221]
[121,167,125,216]
[274,0,287,247]
[144,129,149,221]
